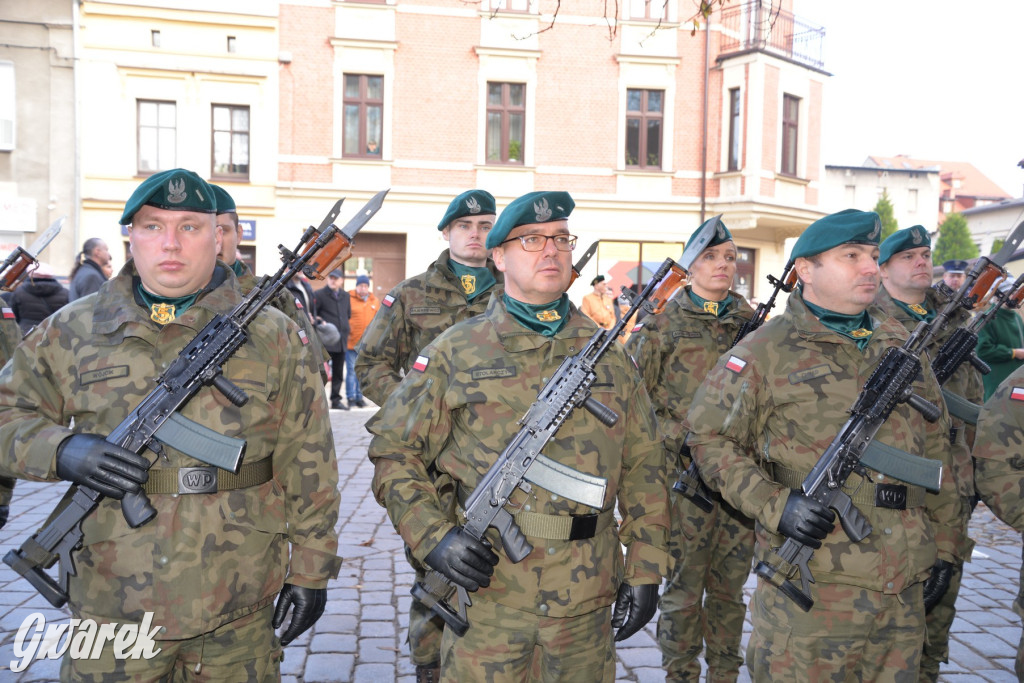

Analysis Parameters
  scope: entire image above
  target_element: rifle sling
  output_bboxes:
[940,388,981,426]
[456,486,614,541]
[773,463,927,509]
[858,441,943,492]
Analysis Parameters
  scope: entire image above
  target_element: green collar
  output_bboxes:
[135,284,200,325]
[230,260,246,277]
[688,290,733,317]
[448,260,497,302]
[503,293,570,337]
[803,298,874,350]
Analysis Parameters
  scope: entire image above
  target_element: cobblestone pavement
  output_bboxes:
[0,406,1021,681]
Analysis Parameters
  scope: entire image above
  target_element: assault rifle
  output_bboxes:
[750,253,1013,611]
[673,261,798,512]
[3,190,389,608]
[1,216,64,292]
[411,257,678,637]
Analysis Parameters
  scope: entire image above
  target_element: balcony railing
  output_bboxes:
[719,1,825,71]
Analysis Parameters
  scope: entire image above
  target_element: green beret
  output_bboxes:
[685,216,733,252]
[486,191,575,249]
[437,189,496,230]
[120,168,217,225]
[791,209,881,260]
[878,225,931,265]
[209,184,236,214]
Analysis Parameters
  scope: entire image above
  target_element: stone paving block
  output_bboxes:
[280,649,307,676]
[310,632,358,653]
[360,590,393,605]
[354,663,396,681]
[359,620,397,638]
[616,629,657,649]
[359,582,392,593]
[949,640,1002,670]
[615,644,664,668]
[634,666,668,683]
[305,653,354,682]
[358,637,398,663]
[316,614,358,633]
[17,654,61,682]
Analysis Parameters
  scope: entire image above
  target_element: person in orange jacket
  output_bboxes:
[347,274,380,407]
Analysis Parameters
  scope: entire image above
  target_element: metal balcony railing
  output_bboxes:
[719,1,825,71]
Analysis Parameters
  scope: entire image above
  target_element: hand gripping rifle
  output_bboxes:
[673,261,798,512]
[411,257,678,637]
[747,269,1012,611]
[3,190,389,608]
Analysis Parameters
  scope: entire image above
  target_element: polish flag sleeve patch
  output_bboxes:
[297,329,310,346]
[1011,387,1024,402]
[413,355,429,372]
[725,355,747,374]
[1,307,13,320]
[383,294,396,308]
[632,322,644,334]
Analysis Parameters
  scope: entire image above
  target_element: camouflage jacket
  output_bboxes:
[876,287,983,501]
[972,365,1024,614]
[0,263,342,638]
[625,287,754,460]
[355,249,503,405]
[687,290,966,595]
[236,261,330,383]
[0,307,20,365]
[366,296,669,618]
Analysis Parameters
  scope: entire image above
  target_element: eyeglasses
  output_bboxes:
[500,234,578,252]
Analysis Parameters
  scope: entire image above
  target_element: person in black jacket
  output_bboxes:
[11,263,69,334]
[68,237,111,301]
[313,269,351,409]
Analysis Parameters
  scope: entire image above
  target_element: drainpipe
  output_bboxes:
[700,11,710,223]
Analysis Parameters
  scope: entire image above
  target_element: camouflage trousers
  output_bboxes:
[62,604,281,682]
[919,557,964,682]
[657,487,754,682]
[747,577,925,682]
[407,545,446,666]
[0,474,14,506]
[439,597,616,682]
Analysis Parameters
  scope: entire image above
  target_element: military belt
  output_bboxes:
[773,464,925,511]
[142,459,273,495]
[456,486,614,541]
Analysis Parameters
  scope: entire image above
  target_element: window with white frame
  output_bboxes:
[211,104,250,179]
[625,88,663,169]
[780,93,799,177]
[137,100,176,173]
[0,62,15,150]
[486,82,525,165]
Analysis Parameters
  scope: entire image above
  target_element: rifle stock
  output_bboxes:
[3,191,388,607]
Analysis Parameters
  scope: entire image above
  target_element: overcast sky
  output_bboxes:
[796,0,1024,197]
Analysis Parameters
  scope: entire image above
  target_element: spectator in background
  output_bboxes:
[68,237,112,300]
[11,262,68,334]
[346,274,378,408]
[977,278,1024,400]
[580,274,616,330]
[313,269,351,410]
[941,259,968,292]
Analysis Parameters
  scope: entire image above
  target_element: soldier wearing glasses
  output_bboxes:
[367,191,669,681]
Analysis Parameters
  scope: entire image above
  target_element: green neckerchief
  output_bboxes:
[230,260,246,277]
[449,260,497,302]
[803,298,874,350]
[503,293,570,337]
[136,283,201,325]
[688,290,734,318]
[892,297,935,323]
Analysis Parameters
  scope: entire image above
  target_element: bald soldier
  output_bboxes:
[875,226,982,682]
[0,169,341,679]
[367,190,669,681]
[687,209,966,680]
[356,189,502,681]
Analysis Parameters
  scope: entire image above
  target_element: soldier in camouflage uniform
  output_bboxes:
[0,300,19,529]
[367,191,669,682]
[356,188,501,681]
[625,219,754,681]
[874,226,983,682]
[0,169,341,680]
[972,365,1024,679]
[687,209,967,681]
[210,183,330,384]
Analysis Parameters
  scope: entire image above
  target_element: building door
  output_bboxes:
[344,232,406,298]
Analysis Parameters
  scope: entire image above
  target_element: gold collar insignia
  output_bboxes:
[150,303,176,325]
[849,328,872,338]
[703,301,719,315]
[908,303,928,316]
[460,274,477,295]
[536,309,561,322]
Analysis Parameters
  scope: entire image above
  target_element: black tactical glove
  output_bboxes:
[778,489,835,549]
[272,584,327,646]
[611,583,659,642]
[424,527,499,592]
[0,504,8,530]
[922,559,955,614]
[55,434,149,499]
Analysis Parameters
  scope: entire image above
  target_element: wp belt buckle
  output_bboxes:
[178,467,218,494]
[874,483,907,510]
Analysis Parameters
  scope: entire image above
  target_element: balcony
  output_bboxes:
[718,1,825,71]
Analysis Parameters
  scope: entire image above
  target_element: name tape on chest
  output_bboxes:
[725,355,747,374]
